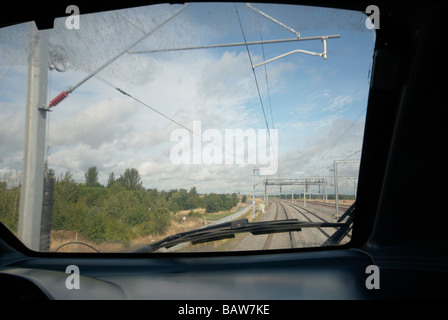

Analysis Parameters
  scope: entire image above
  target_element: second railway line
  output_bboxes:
[237,199,351,250]
[179,198,353,252]
[277,200,351,247]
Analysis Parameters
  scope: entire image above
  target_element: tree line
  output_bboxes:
[0,167,242,246]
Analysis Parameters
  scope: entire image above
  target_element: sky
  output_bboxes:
[0,2,376,196]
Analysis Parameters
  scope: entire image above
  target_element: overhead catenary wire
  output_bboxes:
[258,12,283,183]
[236,5,271,133]
[258,16,275,132]
[46,2,285,170]
[318,105,367,163]
[0,65,12,83]
[235,5,278,168]
[235,4,341,184]
[299,80,369,179]
[47,3,339,182]
[84,70,250,167]
[235,4,283,200]
[47,3,189,108]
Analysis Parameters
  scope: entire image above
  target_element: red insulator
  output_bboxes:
[48,91,69,108]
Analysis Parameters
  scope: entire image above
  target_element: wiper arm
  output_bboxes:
[321,202,355,246]
[134,218,345,253]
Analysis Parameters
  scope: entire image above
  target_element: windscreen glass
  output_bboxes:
[0,3,375,253]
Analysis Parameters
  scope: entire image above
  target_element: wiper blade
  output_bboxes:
[321,202,355,246]
[134,218,345,253]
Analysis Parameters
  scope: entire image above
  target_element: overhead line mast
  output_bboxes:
[18,5,189,251]
[18,25,50,251]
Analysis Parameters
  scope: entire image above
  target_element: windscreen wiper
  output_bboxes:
[321,202,355,246]
[134,218,345,253]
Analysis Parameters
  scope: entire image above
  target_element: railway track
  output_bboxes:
[233,199,352,251]
[264,199,351,249]
[284,201,335,239]
[263,201,295,249]
[291,200,352,244]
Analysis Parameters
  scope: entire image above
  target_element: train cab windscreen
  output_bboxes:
[0,2,375,253]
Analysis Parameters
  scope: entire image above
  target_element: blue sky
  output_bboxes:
[0,2,375,195]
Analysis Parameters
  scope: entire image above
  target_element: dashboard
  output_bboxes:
[1,249,375,300]
[2,241,447,301]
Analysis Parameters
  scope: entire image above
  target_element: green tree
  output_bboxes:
[242,195,247,203]
[52,170,81,230]
[84,166,100,187]
[0,171,21,230]
[118,168,143,190]
[85,210,132,245]
[138,197,171,236]
[205,193,223,213]
[171,188,189,210]
[106,172,116,188]
[186,186,200,209]
[231,193,239,206]
[150,197,171,235]
[170,201,180,214]
[45,168,55,180]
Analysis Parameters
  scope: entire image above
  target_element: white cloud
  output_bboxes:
[0,103,24,156]
[50,97,138,148]
[48,142,119,182]
[324,94,353,112]
[278,117,362,178]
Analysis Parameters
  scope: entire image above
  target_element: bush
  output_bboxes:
[9,168,247,247]
[84,211,133,245]
[188,209,202,219]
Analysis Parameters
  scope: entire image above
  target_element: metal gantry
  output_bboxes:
[129,3,340,69]
[263,178,328,206]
